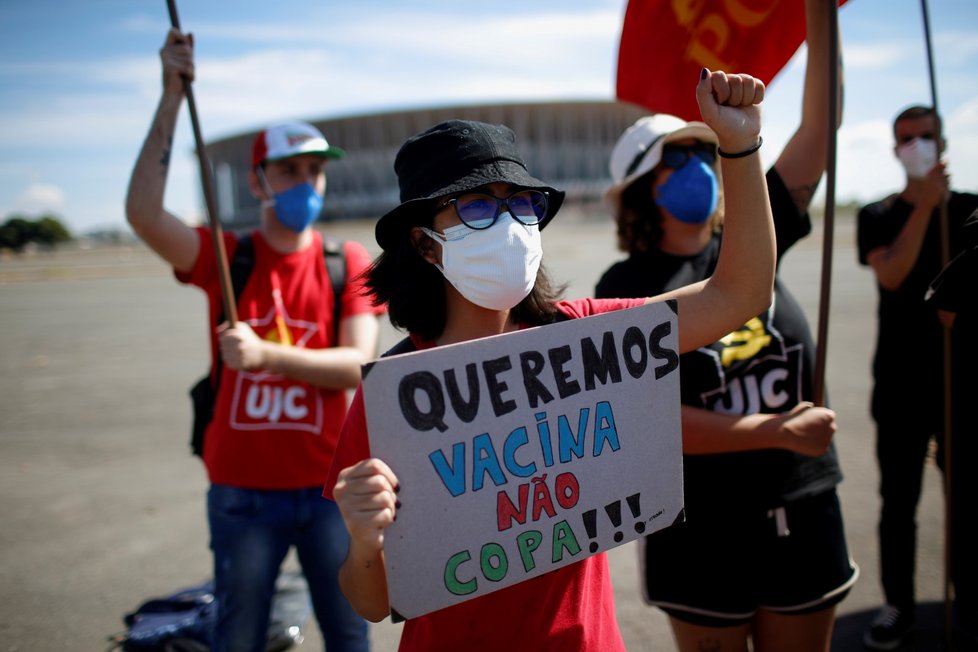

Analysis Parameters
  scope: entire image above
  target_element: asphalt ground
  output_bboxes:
[0,207,956,651]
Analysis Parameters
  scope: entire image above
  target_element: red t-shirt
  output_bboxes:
[178,228,378,489]
[324,297,644,651]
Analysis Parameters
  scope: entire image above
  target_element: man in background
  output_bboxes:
[857,105,978,650]
[125,28,378,652]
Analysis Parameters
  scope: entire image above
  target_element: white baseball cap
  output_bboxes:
[251,121,345,168]
[605,114,716,209]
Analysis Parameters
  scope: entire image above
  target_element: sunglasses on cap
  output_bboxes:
[660,142,717,169]
[438,189,549,230]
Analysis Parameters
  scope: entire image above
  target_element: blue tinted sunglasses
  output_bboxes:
[661,143,717,169]
[438,189,549,230]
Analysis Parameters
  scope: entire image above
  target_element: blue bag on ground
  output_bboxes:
[108,571,310,651]
[107,580,214,651]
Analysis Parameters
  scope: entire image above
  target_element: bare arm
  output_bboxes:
[124,28,200,274]
[219,312,380,389]
[653,70,775,354]
[334,458,399,621]
[774,0,843,213]
[866,164,948,290]
[681,403,836,456]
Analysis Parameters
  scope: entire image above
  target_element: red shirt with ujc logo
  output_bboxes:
[178,227,377,489]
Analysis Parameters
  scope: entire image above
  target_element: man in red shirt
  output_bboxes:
[126,28,378,652]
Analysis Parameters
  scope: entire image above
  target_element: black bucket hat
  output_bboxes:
[375,119,565,251]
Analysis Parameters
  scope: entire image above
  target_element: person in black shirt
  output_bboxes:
[595,2,855,651]
[857,107,978,650]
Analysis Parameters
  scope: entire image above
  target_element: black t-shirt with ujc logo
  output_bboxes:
[595,169,841,510]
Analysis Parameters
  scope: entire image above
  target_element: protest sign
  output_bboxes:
[362,300,684,619]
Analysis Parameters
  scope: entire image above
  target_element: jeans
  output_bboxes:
[208,484,369,652]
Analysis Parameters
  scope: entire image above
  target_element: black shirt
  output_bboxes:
[595,169,841,510]
[856,191,978,419]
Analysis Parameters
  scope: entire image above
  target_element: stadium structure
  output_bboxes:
[203,100,650,228]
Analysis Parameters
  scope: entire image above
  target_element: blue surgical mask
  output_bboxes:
[654,158,719,225]
[269,182,324,232]
[257,167,325,233]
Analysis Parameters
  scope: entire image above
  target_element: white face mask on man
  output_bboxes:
[421,214,542,311]
[896,137,938,180]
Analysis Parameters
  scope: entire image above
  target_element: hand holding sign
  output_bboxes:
[335,458,400,555]
[333,457,399,623]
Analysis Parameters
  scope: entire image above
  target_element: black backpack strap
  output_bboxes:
[190,233,256,457]
[323,238,347,345]
[214,234,343,382]
[212,234,256,384]
[229,234,255,311]
[228,234,344,341]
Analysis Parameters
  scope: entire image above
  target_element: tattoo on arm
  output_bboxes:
[159,134,173,169]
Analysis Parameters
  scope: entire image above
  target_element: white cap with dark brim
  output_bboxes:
[604,114,717,211]
[251,121,345,169]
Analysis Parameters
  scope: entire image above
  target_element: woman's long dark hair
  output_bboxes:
[365,204,565,341]
[615,171,663,254]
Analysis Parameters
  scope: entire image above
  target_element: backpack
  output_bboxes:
[188,234,347,457]
[106,581,215,651]
[107,571,311,652]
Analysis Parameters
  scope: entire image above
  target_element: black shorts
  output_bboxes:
[640,490,858,627]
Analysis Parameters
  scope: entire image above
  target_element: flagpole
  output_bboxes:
[919,0,954,645]
[165,0,237,326]
[811,1,840,408]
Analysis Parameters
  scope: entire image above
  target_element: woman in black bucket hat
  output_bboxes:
[324,69,775,651]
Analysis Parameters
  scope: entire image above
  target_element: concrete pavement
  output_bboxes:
[0,209,954,650]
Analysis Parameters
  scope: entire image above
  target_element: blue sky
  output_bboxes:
[1,0,976,235]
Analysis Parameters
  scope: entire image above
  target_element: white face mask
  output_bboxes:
[896,137,938,179]
[421,214,542,311]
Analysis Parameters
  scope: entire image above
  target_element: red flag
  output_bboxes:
[616,0,845,120]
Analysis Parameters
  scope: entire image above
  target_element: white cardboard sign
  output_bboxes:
[362,300,684,619]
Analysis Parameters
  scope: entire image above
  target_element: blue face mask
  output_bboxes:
[270,182,324,232]
[654,158,719,225]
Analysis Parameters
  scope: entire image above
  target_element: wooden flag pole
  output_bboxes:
[919,0,954,645]
[165,0,237,325]
[811,0,840,408]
